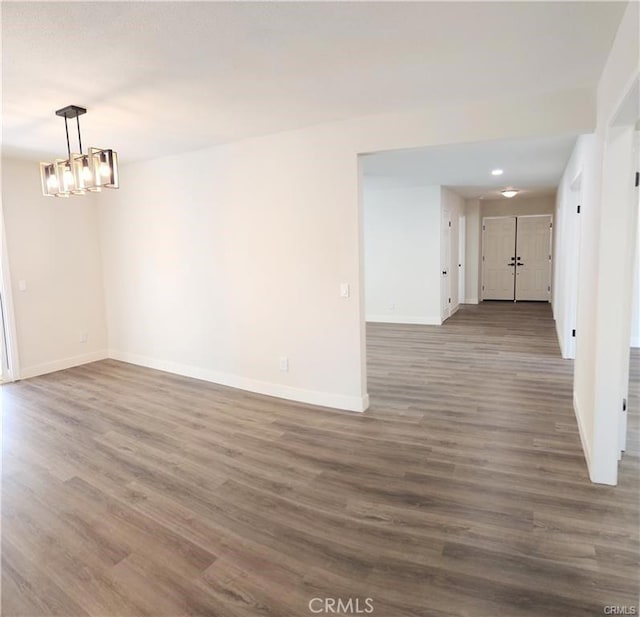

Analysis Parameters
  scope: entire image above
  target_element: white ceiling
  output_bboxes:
[2,2,625,162]
[361,134,578,199]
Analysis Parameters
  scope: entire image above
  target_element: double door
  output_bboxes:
[482,215,552,301]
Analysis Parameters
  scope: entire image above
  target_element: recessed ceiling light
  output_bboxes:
[501,189,519,198]
[491,169,503,176]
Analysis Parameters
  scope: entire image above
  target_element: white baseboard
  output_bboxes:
[573,391,592,478]
[108,350,369,413]
[19,350,109,380]
[463,298,479,305]
[555,318,568,359]
[366,315,442,325]
[631,336,640,348]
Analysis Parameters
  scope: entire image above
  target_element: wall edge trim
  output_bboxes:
[19,350,109,380]
[365,315,441,325]
[108,350,368,413]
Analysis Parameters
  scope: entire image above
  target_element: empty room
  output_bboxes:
[1,2,639,616]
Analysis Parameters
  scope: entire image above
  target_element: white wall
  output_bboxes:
[1,158,108,378]
[364,185,442,324]
[481,195,555,218]
[553,135,597,360]
[441,187,465,314]
[0,87,595,413]
[99,138,369,412]
[96,89,594,413]
[363,185,463,325]
[464,199,481,304]
[575,1,639,484]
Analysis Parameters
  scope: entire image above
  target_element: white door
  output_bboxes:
[482,217,516,300]
[441,209,451,321]
[515,215,552,301]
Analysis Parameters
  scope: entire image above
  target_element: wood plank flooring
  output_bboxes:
[2,302,638,617]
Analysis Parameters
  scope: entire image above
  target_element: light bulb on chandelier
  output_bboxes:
[81,157,93,182]
[99,153,111,178]
[45,165,58,189]
[63,163,74,188]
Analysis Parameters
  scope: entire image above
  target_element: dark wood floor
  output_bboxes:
[2,302,638,616]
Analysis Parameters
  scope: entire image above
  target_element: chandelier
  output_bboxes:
[40,105,119,197]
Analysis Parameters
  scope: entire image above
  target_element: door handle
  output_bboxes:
[516,262,524,266]
[508,261,516,267]
[442,270,447,275]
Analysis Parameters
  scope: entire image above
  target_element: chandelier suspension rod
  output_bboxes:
[63,116,71,160]
[76,116,83,155]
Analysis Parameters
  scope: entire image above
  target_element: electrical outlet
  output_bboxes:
[279,357,289,372]
[80,332,88,343]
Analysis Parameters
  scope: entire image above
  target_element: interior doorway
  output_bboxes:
[619,126,640,459]
[1,221,19,383]
[592,74,640,482]
[482,214,552,301]
[458,215,466,304]
[441,207,451,321]
[1,292,10,382]
[566,172,584,359]
[627,180,640,457]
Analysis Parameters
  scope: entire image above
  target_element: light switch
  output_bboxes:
[18,280,27,292]
[340,283,350,298]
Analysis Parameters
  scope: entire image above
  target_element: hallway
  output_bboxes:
[2,303,638,616]
[367,301,639,611]
[369,302,639,491]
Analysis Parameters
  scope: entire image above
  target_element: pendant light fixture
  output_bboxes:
[40,105,119,197]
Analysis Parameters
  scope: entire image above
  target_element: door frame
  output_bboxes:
[617,128,640,457]
[481,214,553,302]
[441,207,452,322]
[589,73,639,484]
[458,215,466,304]
[566,172,583,359]
[1,212,20,382]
